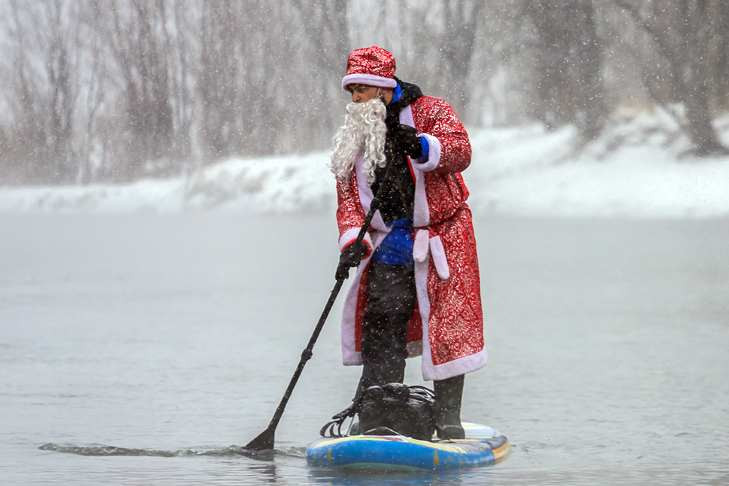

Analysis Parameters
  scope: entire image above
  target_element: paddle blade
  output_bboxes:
[245,427,274,451]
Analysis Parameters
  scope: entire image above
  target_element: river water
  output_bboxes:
[1,213,727,485]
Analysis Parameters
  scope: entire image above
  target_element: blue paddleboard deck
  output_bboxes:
[306,422,509,471]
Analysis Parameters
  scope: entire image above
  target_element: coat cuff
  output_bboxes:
[412,133,441,172]
[338,227,373,257]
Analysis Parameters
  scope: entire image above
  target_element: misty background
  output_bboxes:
[2,0,729,187]
[3,2,729,484]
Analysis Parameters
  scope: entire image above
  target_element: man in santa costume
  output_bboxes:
[330,45,485,440]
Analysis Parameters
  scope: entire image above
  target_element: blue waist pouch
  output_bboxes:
[372,218,414,266]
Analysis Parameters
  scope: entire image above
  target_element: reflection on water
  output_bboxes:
[308,467,466,486]
[247,460,279,484]
[2,214,729,485]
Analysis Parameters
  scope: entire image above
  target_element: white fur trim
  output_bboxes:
[355,156,388,232]
[341,230,388,366]
[341,260,366,365]
[413,229,429,263]
[342,73,397,90]
[339,227,374,365]
[425,349,488,381]
[399,106,430,228]
[338,227,373,255]
[412,134,441,172]
[430,236,450,280]
[412,167,429,228]
[412,230,449,279]
[414,230,482,381]
[414,258,433,377]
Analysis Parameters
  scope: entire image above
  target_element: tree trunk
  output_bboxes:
[574,0,605,141]
[682,0,728,155]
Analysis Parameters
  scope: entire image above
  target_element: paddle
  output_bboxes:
[244,159,399,452]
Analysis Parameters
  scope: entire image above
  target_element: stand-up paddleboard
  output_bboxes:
[306,422,509,470]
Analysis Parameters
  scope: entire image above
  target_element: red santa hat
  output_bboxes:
[341,45,397,91]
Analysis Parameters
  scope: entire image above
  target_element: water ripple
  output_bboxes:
[38,443,282,459]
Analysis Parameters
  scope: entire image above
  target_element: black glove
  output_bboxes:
[335,241,367,280]
[393,124,422,159]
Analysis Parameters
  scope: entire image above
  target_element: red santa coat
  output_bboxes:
[335,95,486,381]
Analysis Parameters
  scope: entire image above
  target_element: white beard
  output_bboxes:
[330,98,387,185]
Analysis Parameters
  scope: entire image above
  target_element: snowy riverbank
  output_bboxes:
[2,111,729,218]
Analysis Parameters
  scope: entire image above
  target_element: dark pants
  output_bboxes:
[356,261,416,398]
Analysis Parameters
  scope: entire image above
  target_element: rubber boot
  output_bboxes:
[354,358,404,401]
[434,374,465,440]
[346,361,404,435]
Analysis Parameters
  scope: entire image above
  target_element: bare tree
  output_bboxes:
[197,1,242,160]
[93,0,177,180]
[713,3,729,110]
[437,0,483,124]
[3,0,729,186]
[614,0,729,156]
[0,0,83,183]
[38,0,82,182]
[1,0,44,183]
[290,0,351,150]
[522,0,606,140]
[76,0,108,184]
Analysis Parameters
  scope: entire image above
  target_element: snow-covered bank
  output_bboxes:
[2,112,729,218]
[0,153,332,214]
[467,114,729,218]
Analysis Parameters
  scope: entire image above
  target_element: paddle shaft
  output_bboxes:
[246,118,406,451]
[259,197,380,438]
